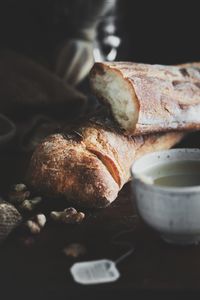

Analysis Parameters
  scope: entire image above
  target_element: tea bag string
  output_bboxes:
[110,228,135,266]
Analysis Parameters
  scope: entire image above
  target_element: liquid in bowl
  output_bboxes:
[131,149,200,245]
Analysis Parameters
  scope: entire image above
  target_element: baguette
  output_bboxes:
[90,62,200,135]
[27,120,184,208]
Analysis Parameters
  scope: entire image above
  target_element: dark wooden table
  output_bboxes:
[1,133,200,300]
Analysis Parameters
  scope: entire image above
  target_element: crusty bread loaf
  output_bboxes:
[27,120,184,208]
[90,62,200,135]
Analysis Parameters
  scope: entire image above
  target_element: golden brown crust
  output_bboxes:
[27,134,118,208]
[27,120,184,208]
[90,62,200,135]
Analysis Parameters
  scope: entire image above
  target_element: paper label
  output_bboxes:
[70,259,120,285]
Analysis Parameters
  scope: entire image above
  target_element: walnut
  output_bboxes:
[19,197,42,212]
[8,189,30,205]
[50,207,85,224]
[13,183,27,192]
[25,214,46,234]
[63,243,86,258]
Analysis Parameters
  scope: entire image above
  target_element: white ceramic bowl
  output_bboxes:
[131,148,200,245]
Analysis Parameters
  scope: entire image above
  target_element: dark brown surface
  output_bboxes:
[0,133,200,300]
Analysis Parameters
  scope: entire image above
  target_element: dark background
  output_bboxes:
[117,1,199,64]
[0,1,200,299]
[0,0,199,65]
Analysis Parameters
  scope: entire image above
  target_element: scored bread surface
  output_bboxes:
[27,120,184,208]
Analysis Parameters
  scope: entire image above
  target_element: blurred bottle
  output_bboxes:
[54,0,121,86]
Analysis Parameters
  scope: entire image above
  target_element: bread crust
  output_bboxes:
[27,120,184,208]
[90,62,200,135]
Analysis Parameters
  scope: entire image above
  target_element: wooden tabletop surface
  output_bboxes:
[0,132,200,300]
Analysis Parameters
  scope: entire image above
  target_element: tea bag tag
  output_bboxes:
[70,259,120,285]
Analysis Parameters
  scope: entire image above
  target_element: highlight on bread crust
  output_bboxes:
[90,62,200,135]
